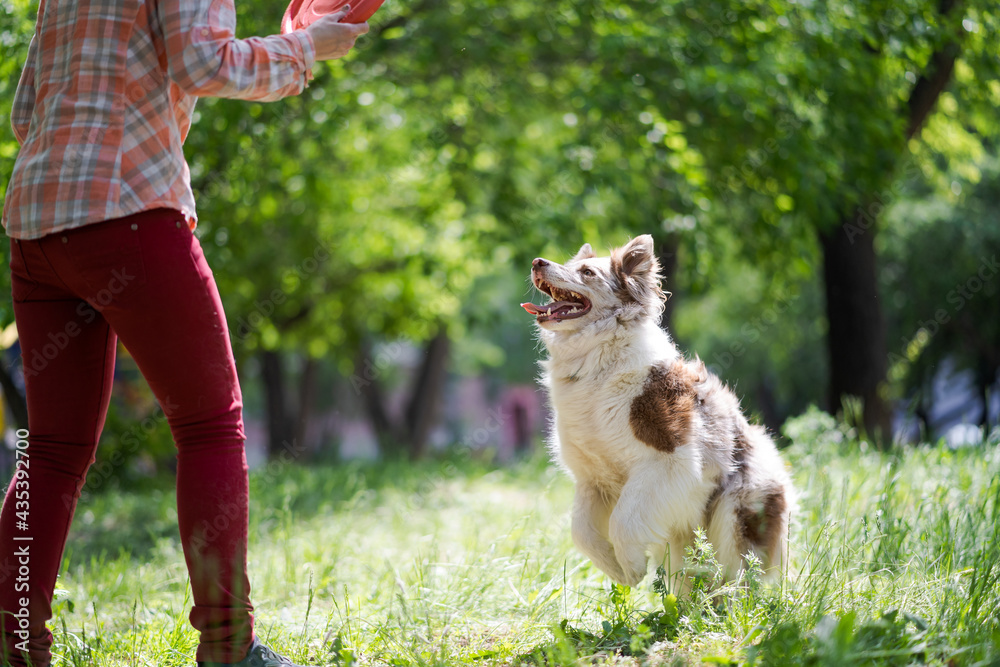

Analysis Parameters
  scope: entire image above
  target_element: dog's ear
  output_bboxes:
[612,235,666,322]
[617,235,656,277]
[572,243,596,262]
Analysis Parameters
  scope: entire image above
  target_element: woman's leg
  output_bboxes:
[0,239,118,667]
[3,207,256,664]
[45,210,255,664]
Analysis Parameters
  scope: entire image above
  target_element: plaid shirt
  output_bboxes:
[2,0,316,239]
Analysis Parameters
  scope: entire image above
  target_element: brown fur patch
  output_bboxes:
[609,254,638,305]
[629,360,704,452]
[703,479,726,527]
[732,429,751,471]
[737,488,787,563]
[608,238,667,317]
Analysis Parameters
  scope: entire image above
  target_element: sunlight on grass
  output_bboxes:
[50,415,1000,666]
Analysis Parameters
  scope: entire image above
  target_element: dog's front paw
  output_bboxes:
[592,561,630,586]
[613,567,645,588]
[613,546,648,587]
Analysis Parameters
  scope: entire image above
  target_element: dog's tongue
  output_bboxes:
[521,302,546,315]
[521,301,577,316]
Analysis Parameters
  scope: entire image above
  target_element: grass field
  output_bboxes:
[45,409,1000,666]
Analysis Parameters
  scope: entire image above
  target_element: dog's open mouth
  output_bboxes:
[521,280,592,323]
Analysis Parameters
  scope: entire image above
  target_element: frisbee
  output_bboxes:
[282,0,384,33]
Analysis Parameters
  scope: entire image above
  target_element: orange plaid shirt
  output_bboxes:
[2,0,316,239]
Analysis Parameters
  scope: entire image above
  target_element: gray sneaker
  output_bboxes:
[197,638,313,667]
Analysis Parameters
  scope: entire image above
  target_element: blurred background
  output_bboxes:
[1,0,998,483]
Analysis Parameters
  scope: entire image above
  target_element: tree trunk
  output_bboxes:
[815,0,961,447]
[294,356,318,454]
[974,360,998,429]
[404,329,450,459]
[260,350,295,459]
[654,231,680,337]
[915,385,932,443]
[819,221,892,445]
[754,378,783,436]
[354,342,402,455]
[512,401,531,455]
[0,360,28,430]
[355,332,450,460]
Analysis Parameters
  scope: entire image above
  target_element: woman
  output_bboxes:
[0,2,368,665]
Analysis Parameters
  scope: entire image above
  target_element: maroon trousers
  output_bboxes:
[1,208,254,665]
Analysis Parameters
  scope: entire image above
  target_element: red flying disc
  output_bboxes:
[282,0,384,33]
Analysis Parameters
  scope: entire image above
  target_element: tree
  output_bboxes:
[0,0,36,430]
[354,0,1000,441]
[3,0,998,456]
[881,155,1000,436]
[578,0,1000,442]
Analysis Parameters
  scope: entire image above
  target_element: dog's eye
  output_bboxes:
[580,268,595,277]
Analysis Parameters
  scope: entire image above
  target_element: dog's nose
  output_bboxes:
[533,258,549,268]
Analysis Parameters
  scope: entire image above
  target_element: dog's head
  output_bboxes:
[521,235,667,331]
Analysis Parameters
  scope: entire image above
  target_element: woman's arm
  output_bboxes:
[154,0,318,101]
[11,35,38,144]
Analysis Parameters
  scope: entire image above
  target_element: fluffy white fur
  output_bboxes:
[526,235,795,588]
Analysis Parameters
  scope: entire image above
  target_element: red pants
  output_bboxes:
[1,209,254,665]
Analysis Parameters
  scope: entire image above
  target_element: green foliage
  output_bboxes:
[88,397,175,486]
[880,157,1000,419]
[748,610,934,667]
[199,0,1000,424]
[40,422,1000,665]
[0,0,37,328]
[4,0,1000,430]
[781,406,851,450]
[525,531,776,664]
[672,247,828,426]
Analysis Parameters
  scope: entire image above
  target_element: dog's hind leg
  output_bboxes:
[650,535,694,595]
[571,483,629,584]
[705,494,746,580]
[708,487,790,582]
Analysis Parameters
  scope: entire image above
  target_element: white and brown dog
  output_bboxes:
[522,235,794,588]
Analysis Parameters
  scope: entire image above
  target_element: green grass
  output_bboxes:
[48,411,1000,666]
